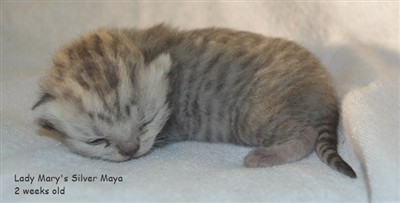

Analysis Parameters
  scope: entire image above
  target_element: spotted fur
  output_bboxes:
[33,25,356,178]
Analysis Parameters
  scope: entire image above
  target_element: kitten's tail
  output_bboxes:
[314,127,357,178]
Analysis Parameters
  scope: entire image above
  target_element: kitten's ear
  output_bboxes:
[33,97,66,138]
[37,118,57,131]
[136,53,172,82]
[35,117,67,139]
[32,93,54,110]
[135,53,172,110]
[147,53,172,74]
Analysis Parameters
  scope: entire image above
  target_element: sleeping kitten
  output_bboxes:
[32,25,356,178]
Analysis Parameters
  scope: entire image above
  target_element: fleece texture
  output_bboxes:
[1,2,399,202]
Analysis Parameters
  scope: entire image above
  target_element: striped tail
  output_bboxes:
[315,129,357,178]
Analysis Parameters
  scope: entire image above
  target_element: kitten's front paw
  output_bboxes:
[244,147,281,168]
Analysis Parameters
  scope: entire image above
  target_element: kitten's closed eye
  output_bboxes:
[86,138,110,147]
[139,112,158,133]
[139,119,152,132]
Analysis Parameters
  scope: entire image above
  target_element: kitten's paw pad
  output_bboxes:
[244,148,281,168]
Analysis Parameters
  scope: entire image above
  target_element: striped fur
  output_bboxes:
[33,24,356,178]
[315,123,357,178]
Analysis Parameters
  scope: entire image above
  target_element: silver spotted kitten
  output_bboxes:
[33,25,356,178]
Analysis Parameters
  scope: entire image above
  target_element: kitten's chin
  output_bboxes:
[67,145,132,162]
[102,157,133,162]
[99,152,146,162]
[132,150,150,158]
[133,139,155,158]
[103,155,132,162]
[94,149,149,162]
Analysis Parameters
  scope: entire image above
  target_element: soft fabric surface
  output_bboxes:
[1,2,399,202]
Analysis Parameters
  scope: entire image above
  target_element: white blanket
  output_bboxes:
[2,2,399,202]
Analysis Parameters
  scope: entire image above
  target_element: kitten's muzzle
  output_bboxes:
[117,144,140,157]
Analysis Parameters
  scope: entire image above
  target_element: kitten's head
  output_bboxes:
[32,29,171,161]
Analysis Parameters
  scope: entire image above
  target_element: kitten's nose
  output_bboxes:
[117,144,140,157]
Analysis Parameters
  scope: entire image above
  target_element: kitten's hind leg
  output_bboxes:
[244,124,317,168]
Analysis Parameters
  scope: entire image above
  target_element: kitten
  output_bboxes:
[33,25,356,178]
